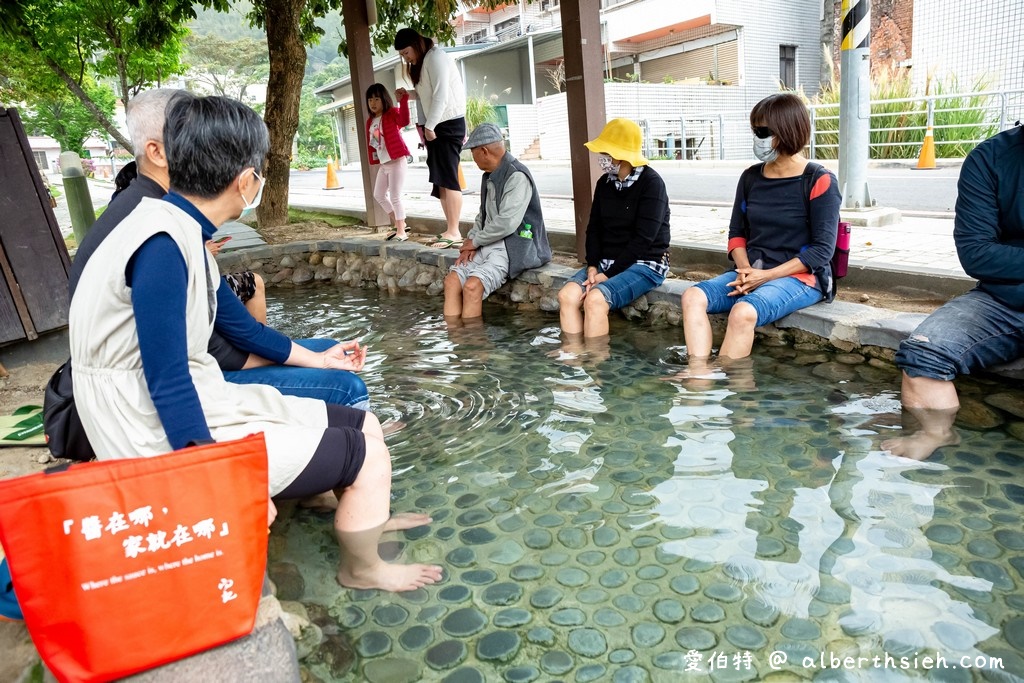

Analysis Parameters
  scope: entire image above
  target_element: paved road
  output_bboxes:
[292,161,962,214]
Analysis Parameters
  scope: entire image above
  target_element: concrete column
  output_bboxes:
[560,0,606,260]
[341,0,389,228]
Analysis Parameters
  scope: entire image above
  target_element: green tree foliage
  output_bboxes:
[0,0,191,153]
[296,61,350,163]
[20,83,117,156]
[183,34,269,101]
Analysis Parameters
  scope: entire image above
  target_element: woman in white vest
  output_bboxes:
[69,94,442,593]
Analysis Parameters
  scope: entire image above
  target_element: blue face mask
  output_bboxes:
[239,171,265,219]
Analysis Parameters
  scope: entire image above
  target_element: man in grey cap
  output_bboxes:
[444,122,551,321]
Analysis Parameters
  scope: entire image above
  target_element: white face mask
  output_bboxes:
[239,171,265,219]
[752,135,778,163]
[598,154,621,177]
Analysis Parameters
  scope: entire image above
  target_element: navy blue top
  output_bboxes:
[954,125,1024,310]
[124,193,290,449]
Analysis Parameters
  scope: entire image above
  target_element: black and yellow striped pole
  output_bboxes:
[838,0,873,209]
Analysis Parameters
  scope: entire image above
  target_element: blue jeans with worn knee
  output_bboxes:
[223,338,371,410]
[895,288,1024,381]
[567,263,665,310]
[695,271,824,326]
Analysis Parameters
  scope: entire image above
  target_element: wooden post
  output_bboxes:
[341,0,390,229]
[560,0,606,260]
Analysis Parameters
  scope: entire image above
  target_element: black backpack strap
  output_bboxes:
[801,162,825,227]
[739,162,764,237]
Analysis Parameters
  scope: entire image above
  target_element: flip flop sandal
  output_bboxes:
[430,238,459,249]
[385,231,398,241]
[0,406,46,446]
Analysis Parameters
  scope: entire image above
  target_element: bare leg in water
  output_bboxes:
[881,372,961,461]
[334,423,443,591]
[302,413,428,529]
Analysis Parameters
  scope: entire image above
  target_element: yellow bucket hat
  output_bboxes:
[584,118,648,167]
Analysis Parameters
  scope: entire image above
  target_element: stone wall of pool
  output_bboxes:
[216,238,1021,376]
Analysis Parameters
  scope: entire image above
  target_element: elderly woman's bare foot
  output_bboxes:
[383,512,432,532]
[337,562,443,592]
[882,429,960,461]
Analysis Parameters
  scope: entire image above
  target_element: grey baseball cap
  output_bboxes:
[463,122,503,150]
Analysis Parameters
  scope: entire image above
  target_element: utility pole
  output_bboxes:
[838,0,873,209]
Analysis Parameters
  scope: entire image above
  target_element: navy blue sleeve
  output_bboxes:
[128,234,212,449]
[213,280,292,364]
[954,143,1024,283]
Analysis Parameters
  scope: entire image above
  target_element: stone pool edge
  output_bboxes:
[216,238,1023,379]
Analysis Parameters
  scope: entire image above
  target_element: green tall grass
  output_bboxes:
[810,63,997,160]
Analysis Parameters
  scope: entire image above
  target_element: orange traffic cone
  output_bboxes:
[323,159,342,190]
[916,125,936,170]
[334,156,342,171]
[457,163,467,190]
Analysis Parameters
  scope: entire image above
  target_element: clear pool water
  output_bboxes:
[266,288,1024,683]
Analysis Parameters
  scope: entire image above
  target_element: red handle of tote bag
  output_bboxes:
[0,434,270,683]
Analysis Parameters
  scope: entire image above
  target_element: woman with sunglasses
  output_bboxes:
[681,93,841,364]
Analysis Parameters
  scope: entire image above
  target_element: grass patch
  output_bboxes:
[286,208,362,227]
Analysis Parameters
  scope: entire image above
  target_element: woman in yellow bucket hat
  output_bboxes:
[557,118,672,338]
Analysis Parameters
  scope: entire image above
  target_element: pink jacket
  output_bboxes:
[365,94,411,164]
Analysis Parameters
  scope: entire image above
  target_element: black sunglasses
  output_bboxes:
[752,126,774,139]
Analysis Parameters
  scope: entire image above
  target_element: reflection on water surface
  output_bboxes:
[266,288,1024,682]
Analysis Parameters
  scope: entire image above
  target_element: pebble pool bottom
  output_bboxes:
[264,288,1024,683]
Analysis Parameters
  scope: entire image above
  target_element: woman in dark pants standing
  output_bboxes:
[394,28,467,248]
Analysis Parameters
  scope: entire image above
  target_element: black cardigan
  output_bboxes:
[584,166,671,277]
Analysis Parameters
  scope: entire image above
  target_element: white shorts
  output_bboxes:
[450,240,510,299]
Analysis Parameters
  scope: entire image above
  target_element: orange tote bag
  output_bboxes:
[0,434,270,683]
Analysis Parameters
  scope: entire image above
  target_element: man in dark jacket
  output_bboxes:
[444,122,550,321]
[883,125,1024,460]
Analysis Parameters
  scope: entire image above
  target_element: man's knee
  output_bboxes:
[895,334,960,382]
[253,273,265,294]
[463,276,485,301]
[444,272,463,295]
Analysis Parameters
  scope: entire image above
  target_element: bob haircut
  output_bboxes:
[749,93,810,157]
[164,95,269,199]
[365,83,394,115]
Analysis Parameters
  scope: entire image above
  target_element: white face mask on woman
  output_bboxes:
[239,171,265,219]
[598,154,621,177]
[752,135,779,163]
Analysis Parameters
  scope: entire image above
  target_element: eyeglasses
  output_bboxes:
[752,126,774,139]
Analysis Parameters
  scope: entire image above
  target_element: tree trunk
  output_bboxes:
[257,0,306,228]
[821,0,839,86]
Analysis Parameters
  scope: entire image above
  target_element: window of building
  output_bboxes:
[494,18,520,37]
[779,45,796,89]
[466,29,488,44]
[540,0,559,10]
[32,151,48,172]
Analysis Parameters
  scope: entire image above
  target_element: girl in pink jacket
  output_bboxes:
[365,83,411,240]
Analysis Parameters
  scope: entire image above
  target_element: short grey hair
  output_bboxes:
[125,89,189,156]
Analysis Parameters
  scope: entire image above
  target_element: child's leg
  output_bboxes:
[389,158,408,235]
[373,166,394,221]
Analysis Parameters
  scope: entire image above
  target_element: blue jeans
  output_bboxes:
[567,263,666,310]
[223,338,371,410]
[895,288,1024,381]
[695,271,824,326]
